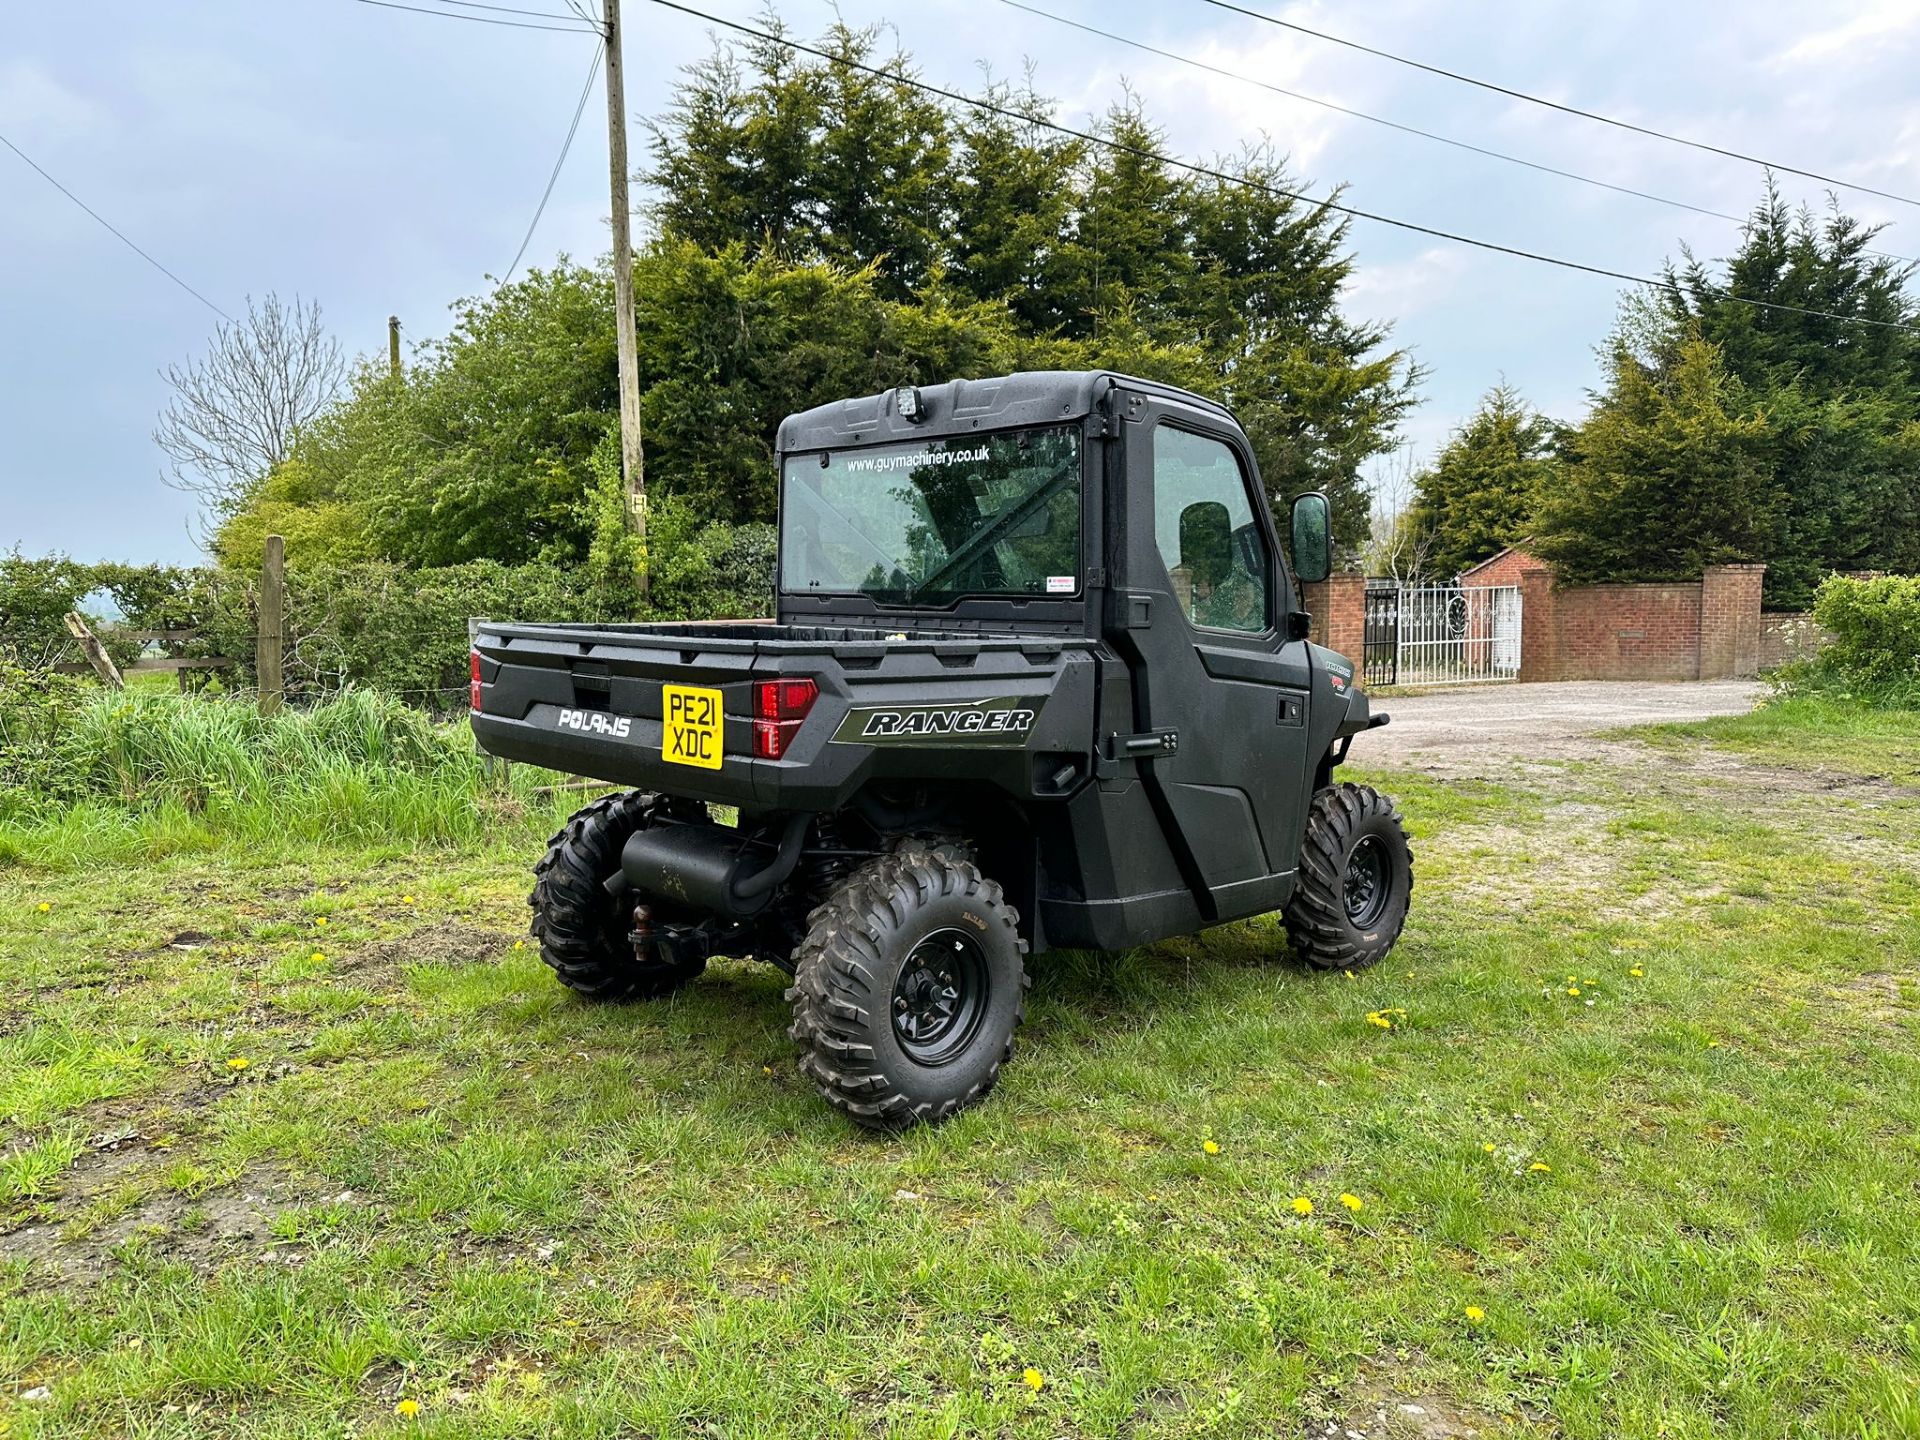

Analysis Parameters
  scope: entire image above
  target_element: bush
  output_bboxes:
[0,651,91,797]
[1778,574,1920,705]
[2,510,776,716]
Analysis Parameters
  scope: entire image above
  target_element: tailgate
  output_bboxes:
[469,621,1094,810]
[470,623,768,806]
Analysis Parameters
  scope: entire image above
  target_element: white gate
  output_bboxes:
[1391,584,1522,685]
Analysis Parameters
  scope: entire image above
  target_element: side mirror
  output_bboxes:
[1290,492,1332,584]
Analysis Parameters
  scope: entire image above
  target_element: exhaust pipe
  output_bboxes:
[616,812,810,918]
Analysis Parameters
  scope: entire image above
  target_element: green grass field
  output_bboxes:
[2,700,1917,1438]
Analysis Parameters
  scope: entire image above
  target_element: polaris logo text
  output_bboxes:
[556,709,632,739]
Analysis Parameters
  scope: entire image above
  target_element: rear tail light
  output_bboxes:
[753,677,818,759]
[470,650,483,712]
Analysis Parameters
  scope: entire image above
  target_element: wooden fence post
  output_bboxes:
[63,612,124,690]
[258,534,285,717]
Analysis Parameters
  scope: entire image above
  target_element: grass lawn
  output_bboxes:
[2,701,1917,1438]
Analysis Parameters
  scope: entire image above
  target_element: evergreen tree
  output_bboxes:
[1405,384,1556,580]
[1533,338,1776,584]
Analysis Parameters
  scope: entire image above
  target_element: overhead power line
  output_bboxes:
[1194,0,1920,212]
[431,0,599,20]
[642,0,1920,335]
[998,0,1913,264]
[502,36,606,282]
[0,131,231,321]
[350,0,601,34]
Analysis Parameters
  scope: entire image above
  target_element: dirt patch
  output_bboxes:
[1831,971,1917,1026]
[336,920,514,979]
[1,1152,309,1285]
[1309,1368,1527,1439]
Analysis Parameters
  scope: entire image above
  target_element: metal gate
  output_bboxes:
[1363,585,1399,687]
[1364,584,1522,686]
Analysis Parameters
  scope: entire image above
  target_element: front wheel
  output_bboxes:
[1284,783,1414,971]
[787,847,1029,1130]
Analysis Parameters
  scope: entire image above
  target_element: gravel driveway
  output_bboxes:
[1357,679,1765,768]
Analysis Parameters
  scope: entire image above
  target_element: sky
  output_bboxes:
[3,0,1917,564]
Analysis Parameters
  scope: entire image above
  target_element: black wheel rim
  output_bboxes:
[1344,836,1391,929]
[891,928,989,1066]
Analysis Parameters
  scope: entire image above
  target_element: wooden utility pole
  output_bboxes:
[62,613,124,690]
[601,0,648,596]
[258,534,285,717]
[388,315,402,377]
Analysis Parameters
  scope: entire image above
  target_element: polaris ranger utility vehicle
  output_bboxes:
[471,372,1411,1128]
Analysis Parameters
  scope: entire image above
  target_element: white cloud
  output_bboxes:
[0,59,105,135]
[1342,246,1468,323]
[1774,0,1920,63]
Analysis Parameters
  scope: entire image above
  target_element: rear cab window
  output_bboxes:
[780,427,1082,605]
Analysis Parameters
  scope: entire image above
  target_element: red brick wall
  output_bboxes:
[1301,573,1366,664]
[1549,583,1704,681]
[1758,612,1826,669]
[1447,546,1769,682]
[1699,564,1766,679]
[1458,547,1536,589]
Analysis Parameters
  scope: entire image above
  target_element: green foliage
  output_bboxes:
[1405,385,1557,579]
[1778,573,1920,704]
[238,21,1410,572]
[0,688,567,859]
[1544,188,1920,605]
[0,651,90,797]
[1534,338,1776,585]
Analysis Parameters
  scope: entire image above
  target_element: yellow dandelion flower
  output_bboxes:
[512,939,526,951]
[1022,1367,1045,1392]
[1566,975,1576,984]
[401,895,415,905]
[395,1398,420,1418]
[1202,1139,1220,1155]
[1707,1039,1721,1049]
[1527,1161,1551,1174]
[1365,1011,1393,1029]
[227,1057,250,1071]
[314,916,328,927]
[1630,967,1644,977]
[1482,1142,1497,1153]
[762,1065,773,1076]
[1566,986,1580,997]
[1290,1196,1313,1215]
[1338,1193,1363,1212]
[1464,1305,1485,1323]
[312,951,326,964]
[777,1272,791,1285]
[36,902,52,914]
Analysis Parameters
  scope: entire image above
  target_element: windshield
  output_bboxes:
[780,427,1082,603]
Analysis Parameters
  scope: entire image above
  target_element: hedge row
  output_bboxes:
[0,525,774,711]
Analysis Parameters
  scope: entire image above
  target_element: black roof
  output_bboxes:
[775,370,1234,454]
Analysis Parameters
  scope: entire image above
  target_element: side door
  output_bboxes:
[1107,390,1315,923]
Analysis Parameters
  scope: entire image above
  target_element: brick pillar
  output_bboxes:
[1699,563,1766,678]
[1516,563,1558,683]
[1301,573,1366,663]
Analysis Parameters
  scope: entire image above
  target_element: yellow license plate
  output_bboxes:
[661,684,723,769]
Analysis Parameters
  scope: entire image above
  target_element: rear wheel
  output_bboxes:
[787,847,1028,1130]
[529,791,706,1000]
[1284,783,1413,971]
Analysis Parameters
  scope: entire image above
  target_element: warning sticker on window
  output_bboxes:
[1046,575,1075,594]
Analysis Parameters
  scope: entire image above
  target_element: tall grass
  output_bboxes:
[0,689,574,868]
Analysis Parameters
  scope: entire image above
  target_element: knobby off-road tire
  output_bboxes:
[529,791,706,1001]
[1284,782,1414,972]
[788,847,1029,1130]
